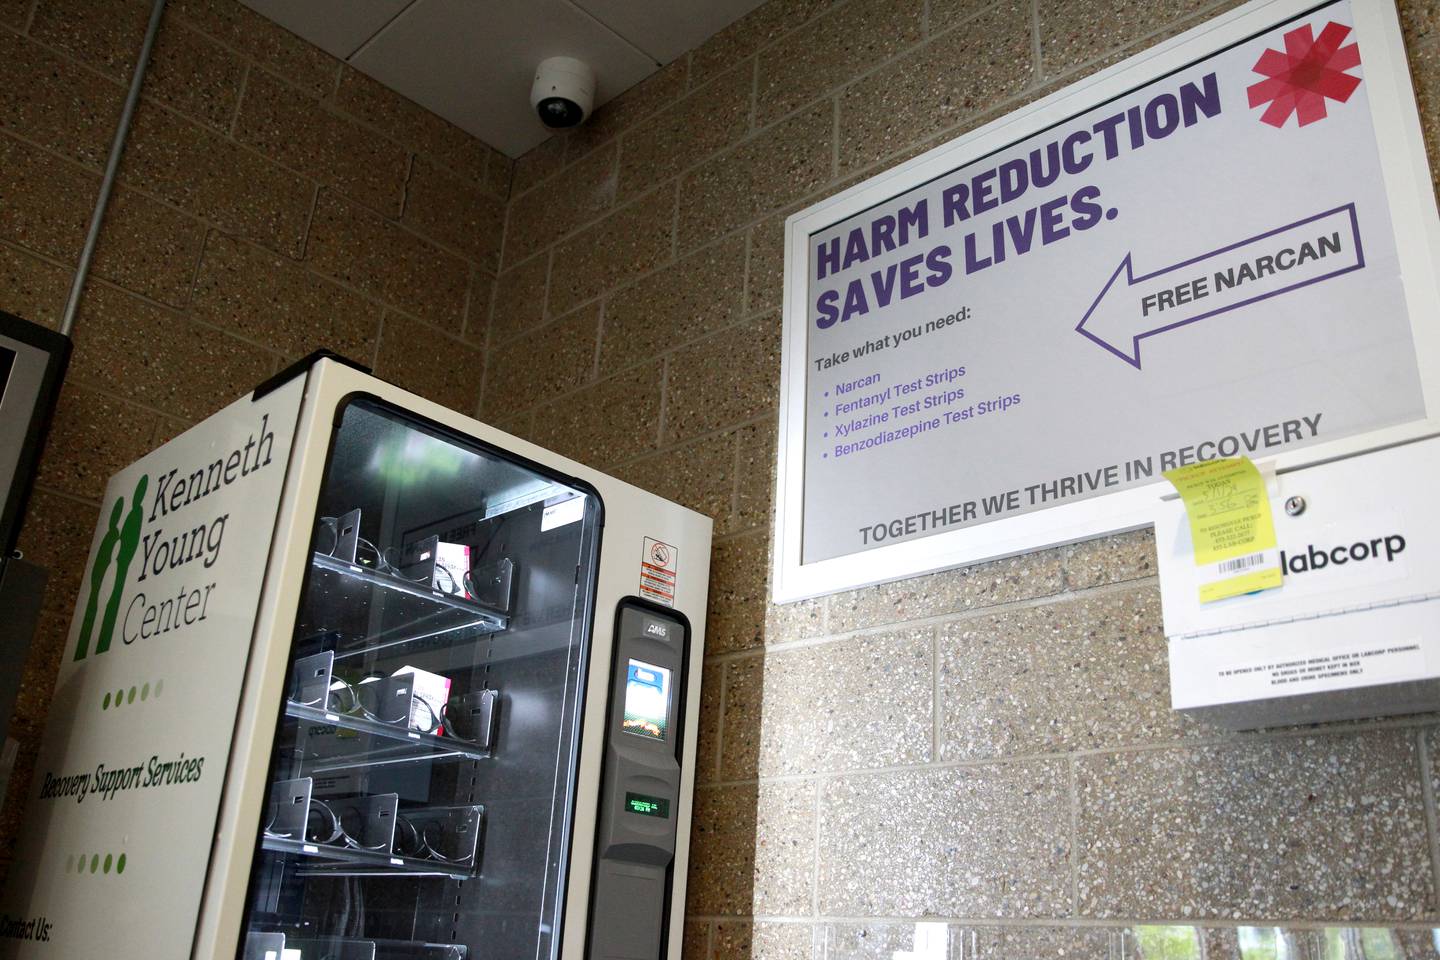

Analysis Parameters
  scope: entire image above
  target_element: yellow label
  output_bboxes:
[1163,457,1282,602]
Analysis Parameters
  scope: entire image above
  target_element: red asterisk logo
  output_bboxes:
[1247,21,1361,128]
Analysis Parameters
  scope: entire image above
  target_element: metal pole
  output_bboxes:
[59,0,167,337]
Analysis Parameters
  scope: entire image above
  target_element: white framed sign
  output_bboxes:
[773,0,1440,602]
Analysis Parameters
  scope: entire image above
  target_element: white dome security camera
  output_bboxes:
[530,57,595,130]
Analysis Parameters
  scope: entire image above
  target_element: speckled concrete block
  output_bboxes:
[505,142,619,266]
[0,30,124,168]
[826,546,1068,633]
[402,158,505,268]
[463,270,492,346]
[329,65,494,183]
[489,253,550,345]
[686,780,816,916]
[713,921,817,959]
[70,282,274,421]
[510,136,568,199]
[817,761,1072,917]
[763,596,826,644]
[569,58,689,167]
[618,62,753,202]
[663,312,782,443]
[612,427,737,528]
[305,189,471,326]
[1039,0,1216,79]
[124,101,314,257]
[0,134,98,261]
[190,233,383,361]
[938,585,1197,760]
[734,420,776,534]
[33,1,242,131]
[91,186,208,308]
[1074,731,1436,919]
[690,0,833,87]
[930,0,1005,34]
[704,531,768,654]
[373,312,484,415]
[173,0,339,98]
[721,628,933,778]
[746,204,791,316]
[547,184,677,315]
[837,2,1035,173]
[483,152,513,202]
[235,70,409,218]
[695,661,725,783]
[483,304,599,415]
[756,0,922,126]
[0,244,70,328]
[599,233,747,375]
[33,382,160,502]
[0,0,29,28]
[678,103,833,252]
[527,361,664,467]
[683,921,711,960]
[1059,528,1157,590]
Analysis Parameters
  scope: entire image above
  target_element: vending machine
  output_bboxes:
[0,355,712,960]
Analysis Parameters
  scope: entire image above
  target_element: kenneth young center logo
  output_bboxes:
[73,474,149,662]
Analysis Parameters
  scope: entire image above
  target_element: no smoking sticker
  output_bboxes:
[639,537,677,606]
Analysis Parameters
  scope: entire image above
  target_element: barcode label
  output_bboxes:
[1216,552,1267,574]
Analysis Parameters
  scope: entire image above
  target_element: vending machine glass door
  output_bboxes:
[238,397,601,960]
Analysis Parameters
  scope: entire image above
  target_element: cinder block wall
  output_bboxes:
[482,0,1440,956]
[0,0,508,866]
[2,0,1439,954]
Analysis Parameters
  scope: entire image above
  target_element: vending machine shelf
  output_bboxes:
[260,835,479,881]
[284,701,492,767]
[299,553,509,658]
[247,932,468,960]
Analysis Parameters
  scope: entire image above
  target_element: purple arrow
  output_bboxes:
[1076,203,1365,368]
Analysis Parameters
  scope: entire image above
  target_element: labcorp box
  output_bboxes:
[1156,436,1440,729]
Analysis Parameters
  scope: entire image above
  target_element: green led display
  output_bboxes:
[625,792,670,818]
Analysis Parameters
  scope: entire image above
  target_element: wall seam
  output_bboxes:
[656,354,671,449]
[1067,754,1081,917]
[685,913,1440,929]
[370,310,387,370]
[713,660,728,782]
[297,182,321,262]
[1030,0,1043,79]
[180,225,214,311]
[1418,726,1440,916]
[399,152,416,219]
[811,777,822,920]
[930,626,942,763]
[228,61,250,138]
[686,713,1440,790]
[707,576,1157,657]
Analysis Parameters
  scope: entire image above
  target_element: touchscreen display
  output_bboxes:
[621,659,670,741]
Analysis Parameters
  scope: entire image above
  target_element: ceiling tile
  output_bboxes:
[350,0,659,157]
[574,0,769,63]
[239,0,415,60]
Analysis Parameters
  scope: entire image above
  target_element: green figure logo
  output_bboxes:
[73,474,148,662]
